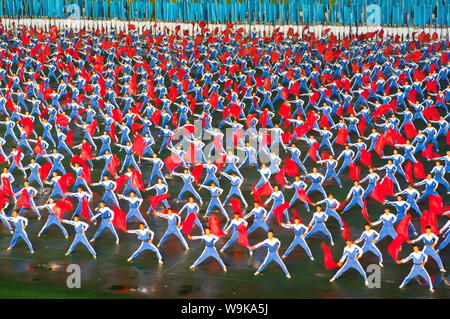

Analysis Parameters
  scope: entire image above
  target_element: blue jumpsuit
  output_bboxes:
[355,230,383,263]
[305,212,334,245]
[64,220,97,257]
[128,228,162,262]
[91,207,119,242]
[191,234,226,270]
[7,216,34,252]
[282,223,313,259]
[400,251,433,289]
[332,244,368,283]
[158,213,189,249]
[254,238,290,276]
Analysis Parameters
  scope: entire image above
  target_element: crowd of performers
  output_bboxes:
[0,23,448,293]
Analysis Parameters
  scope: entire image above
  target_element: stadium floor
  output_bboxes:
[0,146,448,299]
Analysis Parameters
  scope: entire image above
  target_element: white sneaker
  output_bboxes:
[364,281,369,286]
[310,257,315,261]
[379,262,384,268]
[330,278,335,283]
[286,274,291,279]
[254,272,260,276]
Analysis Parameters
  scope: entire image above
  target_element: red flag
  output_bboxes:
[396,214,412,240]
[341,219,351,239]
[284,158,299,176]
[1,178,13,196]
[237,224,251,248]
[86,120,98,137]
[55,114,69,127]
[131,170,145,191]
[148,194,170,211]
[14,148,22,164]
[181,213,197,236]
[370,182,387,203]
[429,195,444,216]
[58,173,75,194]
[381,177,394,196]
[113,206,127,232]
[81,142,93,160]
[387,235,407,261]
[374,134,386,156]
[164,155,182,173]
[18,117,34,137]
[208,214,226,236]
[413,162,426,179]
[115,175,129,193]
[107,154,121,177]
[16,189,31,208]
[361,200,371,223]
[132,134,146,157]
[53,198,73,220]
[66,130,73,147]
[403,123,418,139]
[191,165,203,184]
[359,149,372,167]
[33,140,43,155]
[273,202,290,225]
[296,189,312,204]
[320,242,339,270]
[420,210,440,234]
[405,161,414,184]
[80,198,91,221]
[349,163,361,181]
[253,182,273,201]
[229,198,242,216]
[422,144,440,160]
[81,165,91,184]
[39,162,52,180]
[307,142,320,162]
[274,167,286,186]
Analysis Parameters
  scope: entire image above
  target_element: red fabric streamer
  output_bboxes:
[1,178,13,196]
[349,163,361,181]
[420,210,440,234]
[53,198,73,220]
[335,128,349,145]
[39,162,52,180]
[81,142,93,160]
[208,214,226,237]
[148,194,170,211]
[58,173,75,194]
[307,142,320,162]
[132,134,146,157]
[273,202,290,225]
[237,224,251,248]
[404,161,414,184]
[80,198,91,221]
[191,165,203,184]
[341,219,351,239]
[274,167,286,186]
[113,206,127,232]
[284,158,299,176]
[181,213,197,236]
[164,155,182,173]
[361,200,371,223]
[131,170,145,191]
[296,189,312,204]
[359,149,372,167]
[16,189,31,208]
[413,162,426,179]
[229,198,243,216]
[320,242,339,270]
